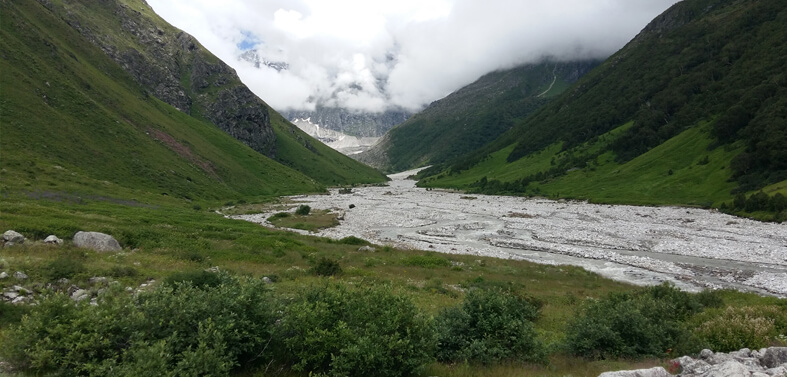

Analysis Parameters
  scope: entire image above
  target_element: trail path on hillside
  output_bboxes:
[234,169,787,297]
[536,65,558,97]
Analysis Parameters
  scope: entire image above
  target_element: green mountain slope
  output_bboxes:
[0,0,384,205]
[419,0,787,215]
[355,60,598,173]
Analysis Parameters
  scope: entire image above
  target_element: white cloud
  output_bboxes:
[147,0,679,112]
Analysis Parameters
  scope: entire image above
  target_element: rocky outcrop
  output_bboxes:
[602,348,787,377]
[73,231,122,252]
[282,106,411,138]
[37,0,277,157]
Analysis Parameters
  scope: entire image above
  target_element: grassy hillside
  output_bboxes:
[418,0,787,217]
[356,61,598,173]
[0,0,385,206]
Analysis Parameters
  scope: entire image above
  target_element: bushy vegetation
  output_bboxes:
[278,283,436,377]
[311,257,342,276]
[565,284,713,359]
[689,305,786,352]
[295,205,311,216]
[0,273,275,376]
[721,192,787,221]
[435,287,544,364]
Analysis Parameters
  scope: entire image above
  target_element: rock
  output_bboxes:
[598,367,673,377]
[88,276,109,285]
[2,230,25,244]
[700,349,714,359]
[262,276,273,284]
[358,246,376,252]
[205,266,220,273]
[349,204,356,209]
[44,235,63,245]
[73,231,121,252]
[2,291,19,300]
[0,272,7,279]
[57,278,70,285]
[71,289,90,302]
[760,347,787,369]
[13,271,28,280]
[703,360,752,377]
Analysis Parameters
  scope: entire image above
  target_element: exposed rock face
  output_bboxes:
[603,348,787,377]
[282,106,411,138]
[44,235,63,245]
[73,231,122,252]
[37,0,277,157]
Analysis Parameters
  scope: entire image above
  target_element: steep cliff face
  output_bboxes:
[281,107,412,138]
[37,0,277,157]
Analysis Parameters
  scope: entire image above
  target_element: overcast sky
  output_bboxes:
[147,0,679,113]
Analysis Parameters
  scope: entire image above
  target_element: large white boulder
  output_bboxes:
[73,231,121,252]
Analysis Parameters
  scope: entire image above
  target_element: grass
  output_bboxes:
[422,123,746,208]
[267,208,341,232]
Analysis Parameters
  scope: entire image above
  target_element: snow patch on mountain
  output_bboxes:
[291,118,379,155]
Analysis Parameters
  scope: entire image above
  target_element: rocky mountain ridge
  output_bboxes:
[38,0,277,157]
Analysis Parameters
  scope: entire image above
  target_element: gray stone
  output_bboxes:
[358,246,376,252]
[89,276,109,285]
[71,289,90,302]
[13,271,28,279]
[761,348,787,369]
[262,276,273,284]
[44,235,63,245]
[73,231,121,252]
[0,272,7,279]
[700,349,714,359]
[674,355,712,375]
[2,230,24,244]
[764,366,787,376]
[598,367,673,377]
[2,291,19,300]
[11,296,27,304]
[703,360,751,377]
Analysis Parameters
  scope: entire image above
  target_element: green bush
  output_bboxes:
[338,236,369,245]
[45,254,86,281]
[0,273,276,376]
[435,287,544,364]
[278,283,436,377]
[565,283,704,359]
[312,257,342,276]
[690,306,781,351]
[295,205,311,216]
[164,270,222,289]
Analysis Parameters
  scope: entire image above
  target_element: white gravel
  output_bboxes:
[232,169,787,297]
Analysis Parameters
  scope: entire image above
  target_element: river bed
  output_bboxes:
[232,169,787,297]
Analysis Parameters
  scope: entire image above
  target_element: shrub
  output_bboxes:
[339,236,369,245]
[565,283,704,359]
[295,205,311,216]
[312,257,342,276]
[164,270,222,289]
[45,255,86,281]
[690,306,781,351]
[107,265,138,278]
[0,273,276,376]
[278,283,436,377]
[435,287,543,364]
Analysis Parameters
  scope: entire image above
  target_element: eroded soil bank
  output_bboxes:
[234,169,787,297]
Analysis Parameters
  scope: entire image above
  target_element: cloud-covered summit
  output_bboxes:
[148,0,678,113]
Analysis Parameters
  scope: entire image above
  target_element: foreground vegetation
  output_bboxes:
[1,195,785,376]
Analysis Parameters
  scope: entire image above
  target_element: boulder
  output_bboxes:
[0,272,7,279]
[358,246,376,252]
[598,367,672,377]
[760,347,787,369]
[702,360,754,377]
[73,231,121,252]
[2,230,24,244]
[71,289,90,302]
[13,271,28,280]
[44,235,63,245]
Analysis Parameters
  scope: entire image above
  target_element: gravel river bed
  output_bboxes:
[233,169,787,297]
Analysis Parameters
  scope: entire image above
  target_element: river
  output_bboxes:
[233,169,787,297]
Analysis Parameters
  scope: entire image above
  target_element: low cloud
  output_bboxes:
[148,0,678,112]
